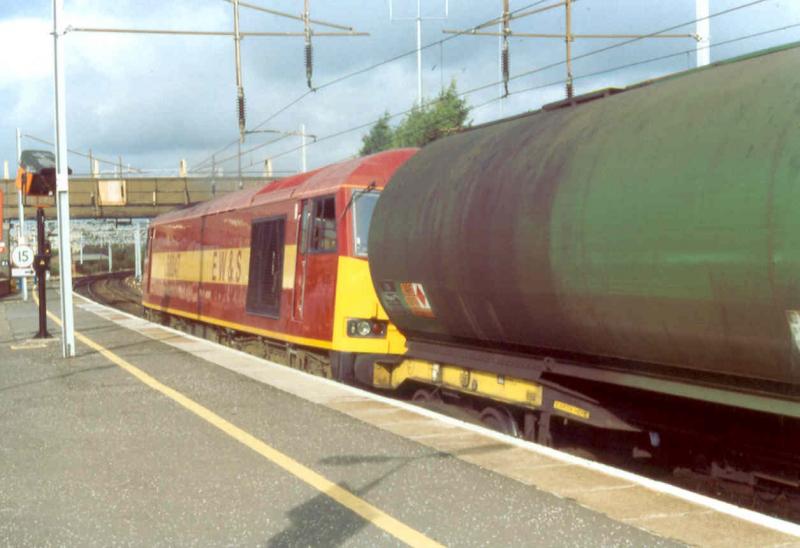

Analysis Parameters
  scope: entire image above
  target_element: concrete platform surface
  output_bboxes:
[0,290,797,547]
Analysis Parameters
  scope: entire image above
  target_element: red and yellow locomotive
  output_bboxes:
[142,149,417,379]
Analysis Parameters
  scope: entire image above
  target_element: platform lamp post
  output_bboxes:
[53,0,76,358]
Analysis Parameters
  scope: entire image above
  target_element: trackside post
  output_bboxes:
[53,0,75,357]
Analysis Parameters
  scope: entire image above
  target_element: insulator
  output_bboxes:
[566,80,574,100]
[237,93,246,131]
[305,41,313,89]
[502,46,510,97]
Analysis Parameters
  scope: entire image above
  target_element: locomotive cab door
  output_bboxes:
[293,200,313,320]
[292,195,338,326]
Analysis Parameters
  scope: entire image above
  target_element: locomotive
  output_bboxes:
[142,149,416,380]
[144,40,800,491]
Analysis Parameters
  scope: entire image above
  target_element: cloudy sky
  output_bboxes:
[2,0,800,178]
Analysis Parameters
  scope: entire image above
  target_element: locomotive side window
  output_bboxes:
[308,196,337,252]
[298,201,313,253]
[246,217,285,318]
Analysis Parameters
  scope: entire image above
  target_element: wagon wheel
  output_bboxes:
[479,406,520,438]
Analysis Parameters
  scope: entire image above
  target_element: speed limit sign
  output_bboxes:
[11,245,34,268]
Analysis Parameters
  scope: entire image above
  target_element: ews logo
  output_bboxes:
[211,249,243,284]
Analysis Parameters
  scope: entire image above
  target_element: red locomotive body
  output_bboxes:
[142,149,417,375]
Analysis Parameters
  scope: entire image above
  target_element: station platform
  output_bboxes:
[1,289,798,546]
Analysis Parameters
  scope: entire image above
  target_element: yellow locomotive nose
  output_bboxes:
[331,255,406,355]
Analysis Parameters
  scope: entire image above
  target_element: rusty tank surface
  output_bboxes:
[369,41,800,393]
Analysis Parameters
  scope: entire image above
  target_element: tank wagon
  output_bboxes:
[367,43,800,485]
[142,149,416,379]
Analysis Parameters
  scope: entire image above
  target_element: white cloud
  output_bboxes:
[3,0,800,174]
[0,17,52,84]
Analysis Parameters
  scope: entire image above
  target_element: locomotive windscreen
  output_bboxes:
[353,192,379,257]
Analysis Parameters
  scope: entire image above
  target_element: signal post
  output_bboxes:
[14,158,55,340]
[33,209,51,339]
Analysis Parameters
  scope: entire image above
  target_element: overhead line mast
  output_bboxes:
[232,0,245,186]
[444,0,695,99]
[304,0,313,89]
[390,0,449,105]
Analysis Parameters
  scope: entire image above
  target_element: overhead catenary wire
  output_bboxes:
[445,0,694,99]
[242,0,784,169]
[21,134,280,177]
[22,134,144,173]
[507,21,800,101]
[503,0,771,87]
[466,20,800,115]
[68,1,368,176]
[195,0,773,174]
[188,0,556,172]
[278,0,557,97]
[188,92,313,173]
[222,0,357,32]
[207,134,298,170]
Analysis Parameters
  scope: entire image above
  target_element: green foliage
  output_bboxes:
[359,112,393,156]
[359,81,470,155]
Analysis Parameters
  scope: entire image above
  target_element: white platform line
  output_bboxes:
[73,292,800,539]
[623,509,714,523]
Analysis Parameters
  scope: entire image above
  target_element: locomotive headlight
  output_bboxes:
[347,318,387,338]
[356,320,372,337]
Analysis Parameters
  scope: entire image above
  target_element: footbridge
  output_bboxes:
[1,176,268,220]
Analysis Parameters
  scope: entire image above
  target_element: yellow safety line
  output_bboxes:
[43,303,442,548]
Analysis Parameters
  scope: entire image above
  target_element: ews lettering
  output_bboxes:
[211,248,243,283]
[165,253,181,279]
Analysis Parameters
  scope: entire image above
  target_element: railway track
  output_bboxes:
[73,271,142,317]
[78,272,800,526]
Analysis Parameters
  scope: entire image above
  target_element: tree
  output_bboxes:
[392,81,470,148]
[358,81,470,155]
[359,112,393,156]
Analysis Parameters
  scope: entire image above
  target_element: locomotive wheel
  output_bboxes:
[755,480,784,503]
[480,406,520,438]
[411,388,441,404]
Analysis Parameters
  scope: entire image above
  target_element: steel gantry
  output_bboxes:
[443,0,702,99]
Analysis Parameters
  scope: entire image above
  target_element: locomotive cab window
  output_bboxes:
[246,217,285,317]
[352,192,379,257]
[300,196,337,253]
